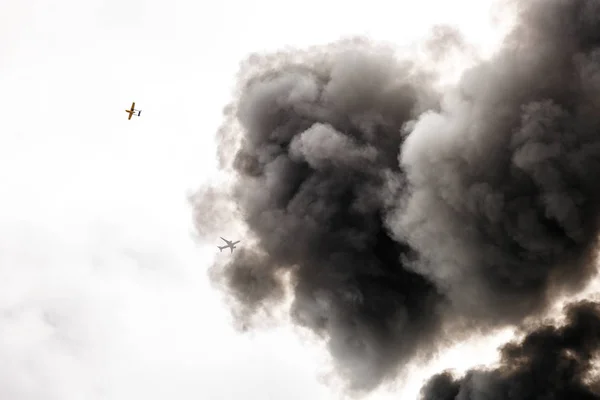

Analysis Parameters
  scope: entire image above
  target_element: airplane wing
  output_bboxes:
[232,241,240,245]
[131,102,135,110]
[220,237,230,244]
[128,111,133,120]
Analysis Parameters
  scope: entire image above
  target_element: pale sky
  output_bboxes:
[0,1,513,399]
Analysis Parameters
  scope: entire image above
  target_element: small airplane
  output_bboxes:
[218,237,240,253]
[125,102,142,120]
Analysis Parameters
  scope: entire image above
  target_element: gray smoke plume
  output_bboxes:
[193,0,600,394]
[420,300,600,400]
[205,41,446,390]
[392,0,600,323]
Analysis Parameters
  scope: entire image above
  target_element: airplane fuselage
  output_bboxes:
[125,102,141,120]
[218,238,240,253]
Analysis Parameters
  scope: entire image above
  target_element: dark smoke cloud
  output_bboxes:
[392,0,600,323]
[193,0,600,394]
[420,300,600,400]
[206,41,447,390]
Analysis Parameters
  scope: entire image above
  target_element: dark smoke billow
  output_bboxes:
[207,40,447,389]
[194,0,600,394]
[420,300,600,400]
[393,0,600,322]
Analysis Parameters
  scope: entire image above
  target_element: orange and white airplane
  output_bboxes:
[125,102,142,120]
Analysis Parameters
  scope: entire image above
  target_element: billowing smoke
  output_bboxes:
[193,0,600,394]
[420,300,600,400]
[205,41,446,389]
[393,0,600,323]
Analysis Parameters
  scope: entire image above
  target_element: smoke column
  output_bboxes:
[393,0,600,321]
[201,40,447,390]
[193,0,600,394]
[420,300,600,400]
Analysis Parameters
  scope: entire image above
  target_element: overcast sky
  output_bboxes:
[0,1,514,399]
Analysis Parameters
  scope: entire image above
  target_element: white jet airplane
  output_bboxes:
[218,237,240,253]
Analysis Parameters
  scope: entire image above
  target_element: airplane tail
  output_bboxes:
[138,110,141,116]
